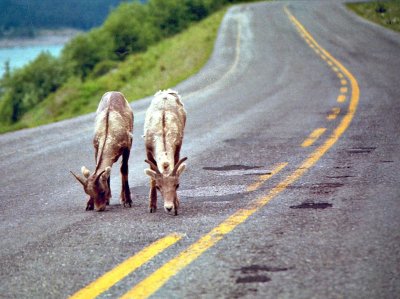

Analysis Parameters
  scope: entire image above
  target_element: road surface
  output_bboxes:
[1,1,399,298]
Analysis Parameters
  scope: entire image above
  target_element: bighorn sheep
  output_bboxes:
[71,91,134,211]
[144,89,187,215]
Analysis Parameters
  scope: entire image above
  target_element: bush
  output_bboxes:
[103,2,159,59]
[90,60,119,79]
[0,52,69,124]
[148,0,191,37]
[62,28,115,79]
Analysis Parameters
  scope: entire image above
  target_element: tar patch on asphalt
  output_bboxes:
[290,202,333,209]
[233,264,294,284]
[236,275,271,284]
[346,147,376,154]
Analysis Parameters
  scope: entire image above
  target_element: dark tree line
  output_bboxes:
[0,0,129,37]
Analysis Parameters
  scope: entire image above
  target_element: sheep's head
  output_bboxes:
[144,157,187,215]
[71,166,111,211]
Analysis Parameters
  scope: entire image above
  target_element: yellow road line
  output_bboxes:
[301,128,327,147]
[337,94,346,103]
[69,234,182,299]
[340,86,348,93]
[120,6,360,299]
[70,15,243,299]
[327,107,341,120]
[247,162,288,192]
[120,207,259,299]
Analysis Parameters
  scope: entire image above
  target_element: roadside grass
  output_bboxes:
[1,8,226,133]
[346,0,400,32]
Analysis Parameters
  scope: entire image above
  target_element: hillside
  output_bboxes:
[347,0,400,33]
[0,0,248,133]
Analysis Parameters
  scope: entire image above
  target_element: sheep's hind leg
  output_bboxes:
[149,179,157,213]
[120,148,132,208]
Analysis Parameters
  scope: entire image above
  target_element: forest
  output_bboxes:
[0,0,249,132]
[0,0,128,38]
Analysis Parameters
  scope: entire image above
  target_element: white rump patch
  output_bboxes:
[154,89,183,106]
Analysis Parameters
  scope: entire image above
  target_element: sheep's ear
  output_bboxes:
[177,163,186,176]
[81,166,91,178]
[144,168,157,179]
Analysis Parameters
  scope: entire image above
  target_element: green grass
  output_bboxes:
[347,1,400,32]
[1,8,226,133]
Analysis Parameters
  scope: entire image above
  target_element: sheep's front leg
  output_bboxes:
[174,197,180,216]
[121,148,132,208]
[86,196,94,211]
[106,176,111,205]
[149,178,157,213]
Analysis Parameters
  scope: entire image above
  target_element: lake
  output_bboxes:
[0,44,64,77]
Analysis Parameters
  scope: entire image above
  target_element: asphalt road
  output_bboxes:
[1,1,400,298]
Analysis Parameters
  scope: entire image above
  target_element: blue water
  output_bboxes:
[0,44,64,77]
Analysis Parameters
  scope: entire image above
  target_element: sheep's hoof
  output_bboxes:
[174,210,178,216]
[123,200,132,208]
[150,206,157,213]
[86,203,94,211]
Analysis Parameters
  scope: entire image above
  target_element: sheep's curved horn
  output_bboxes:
[172,157,187,176]
[95,169,106,183]
[70,171,86,186]
[145,159,161,174]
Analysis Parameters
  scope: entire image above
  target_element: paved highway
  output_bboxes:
[1,1,399,298]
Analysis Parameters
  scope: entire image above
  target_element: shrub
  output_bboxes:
[0,52,69,124]
[103,2,159,59]
[90,60,119,79]
[62,28,115,79]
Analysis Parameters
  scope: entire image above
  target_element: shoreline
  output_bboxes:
[0,28,82,48]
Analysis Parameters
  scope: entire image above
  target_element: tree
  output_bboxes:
[103,2,158,59]
[148,0,191,37]
[0,52,69,123]
[62,29,115,79]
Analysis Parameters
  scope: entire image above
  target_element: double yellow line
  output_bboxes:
[70,234,182,299]
[70,6,359,299]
